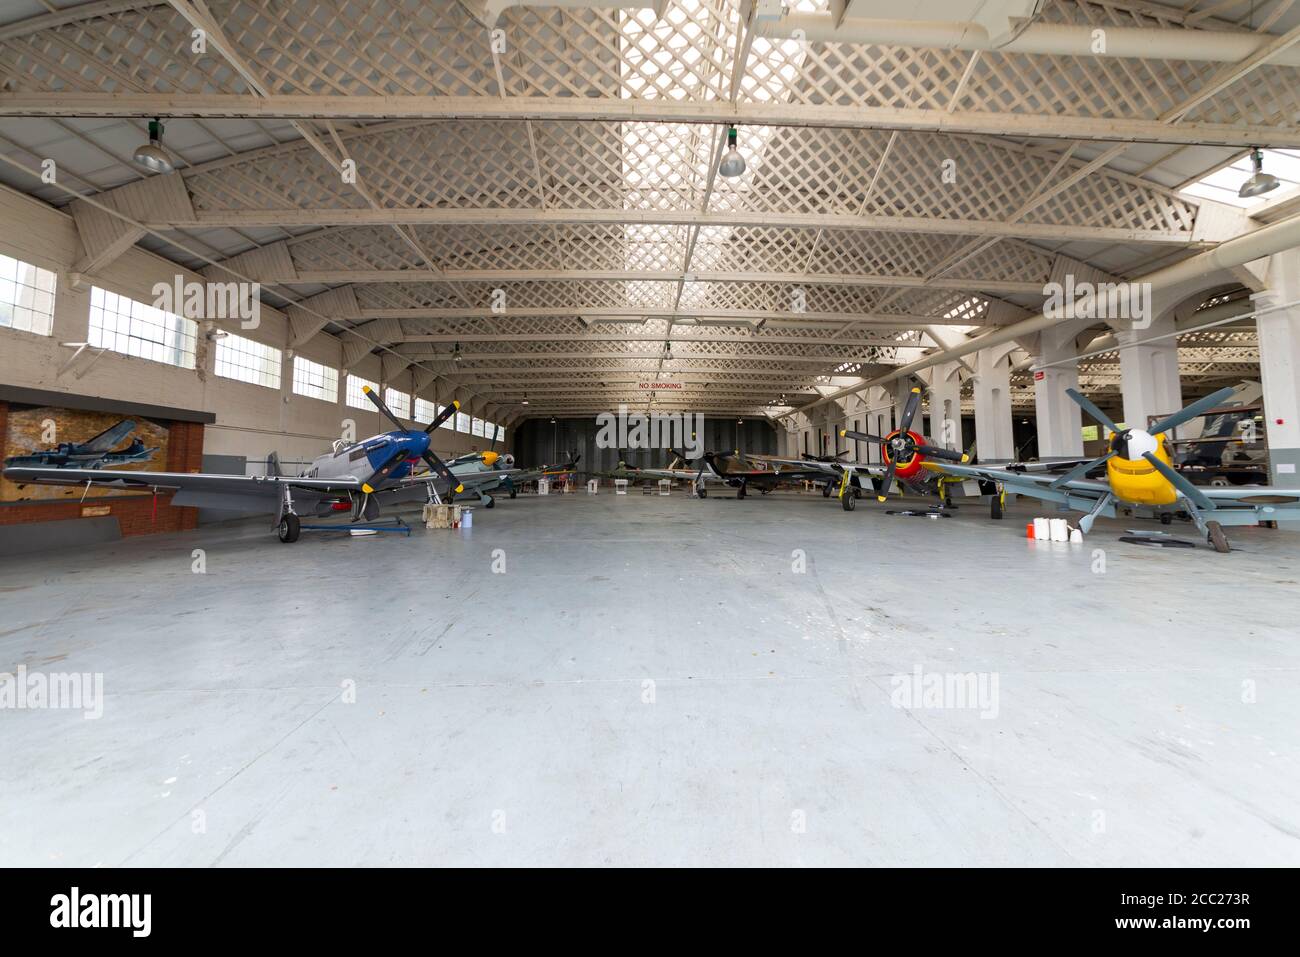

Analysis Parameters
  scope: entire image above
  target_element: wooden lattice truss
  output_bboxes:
[0,0,1292,420]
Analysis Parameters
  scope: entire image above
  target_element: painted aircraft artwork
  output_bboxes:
[3,419,159,470]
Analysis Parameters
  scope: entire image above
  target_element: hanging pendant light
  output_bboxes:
[1239,148,1280,199]
[132,118,174,174]
[718,125,745,178]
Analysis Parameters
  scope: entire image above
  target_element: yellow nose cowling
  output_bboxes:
[481,451,499,467]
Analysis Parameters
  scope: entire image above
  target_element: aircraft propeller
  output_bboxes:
[1058,386,1236,489]
[362,386,464,496]
[841,386,967,503]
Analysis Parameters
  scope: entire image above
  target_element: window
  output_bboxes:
[89,286,196,369]
[215,333,281,389]
[493,425,506,445]
[471,417,486,437]
[0,253,56,336]
[346,374,379,410]
[414,398,438,425]
[385,388,410,421]
[438,405,456,430]
[455,411,471,433]
[292,356,338,403]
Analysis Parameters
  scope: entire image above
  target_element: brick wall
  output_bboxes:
[0,402,203,538]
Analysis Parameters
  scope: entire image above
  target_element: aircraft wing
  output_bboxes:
[921,460,1112,496]
[747,455,887,479]
[79,419,136,453]
[2,466,362,508]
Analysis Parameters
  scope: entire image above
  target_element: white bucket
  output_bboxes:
[1049,517,1068,542]
[461,509,472,529]
[1033,517,1050,540]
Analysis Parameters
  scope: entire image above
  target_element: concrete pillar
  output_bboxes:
[1255,248,1300,490]
[974,346,1017,462]
[1032,322,1086,460]
[921,362,962,450]
[1116,309,1183,435]
[894,379,919,434]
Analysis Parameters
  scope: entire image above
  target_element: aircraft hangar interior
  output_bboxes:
[1,0,1299,887]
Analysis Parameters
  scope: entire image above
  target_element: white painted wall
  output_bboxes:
[0,187,504,472]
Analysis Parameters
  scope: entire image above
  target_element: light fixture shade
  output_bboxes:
[718,147,745,178]
[1239,148,1280,198]
[719,125,745,178]
[133,119,173,174]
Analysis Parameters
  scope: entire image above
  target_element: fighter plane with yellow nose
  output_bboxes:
[922,386,1300,553]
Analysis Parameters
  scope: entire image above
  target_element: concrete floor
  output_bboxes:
[2,488,1299,867]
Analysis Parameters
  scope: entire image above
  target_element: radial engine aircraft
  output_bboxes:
[757,387,970,510]
[4,419,159,469]
[3,388,518,543]
[923,386,1300,552]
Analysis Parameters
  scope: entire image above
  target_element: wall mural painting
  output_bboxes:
[2,404,171,502]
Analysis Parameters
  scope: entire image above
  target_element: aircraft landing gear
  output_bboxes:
[822,483,831,498]
[1207,520,1230,553]
[509,488,517,499]
[276,484,301,543]
[485,495,495,508]
[990,490,1005,520]
[737,484,747,500]
[842,489,856,511]
[697,486,707,499]
[277,513,301,543]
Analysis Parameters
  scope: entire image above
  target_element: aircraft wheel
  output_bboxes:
[842,490,856,511]
[697,487,707,499]
[1160,512,1173,525]
[990,495,1004,520]
[1207,521,1230,553]
[277,514,301,543]
[485,496,495,509]
[822,484,831,498]
[509,489,517,499]
[737,486,746,499]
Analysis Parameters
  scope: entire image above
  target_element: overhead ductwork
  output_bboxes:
[749,0,1300,67]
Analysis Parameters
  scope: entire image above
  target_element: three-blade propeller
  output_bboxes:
[840,386,967,503]
[362,386,464,495]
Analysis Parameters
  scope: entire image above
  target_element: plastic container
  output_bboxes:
[1033,517,1050,540]
[1026,523,1036,539]
[1049,517,1069,542]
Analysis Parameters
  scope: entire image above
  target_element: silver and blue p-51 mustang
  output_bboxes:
[2,387,526,543]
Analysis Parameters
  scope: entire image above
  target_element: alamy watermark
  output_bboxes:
[1,665,104,720]
[889,666,999,719]
[1044,275,1152,329]
[595,404,704,459]
[152,276,260,329]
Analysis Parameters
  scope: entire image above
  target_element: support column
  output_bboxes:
[974,346,1017,462]
[1256,248,1300,491]
[1116,309,1183,435]
[1031,322,1088,460]
[893,379,917,434]
[920,362,962,451]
